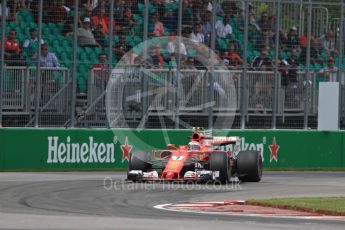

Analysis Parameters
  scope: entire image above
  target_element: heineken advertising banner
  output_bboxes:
[0,128,344,170]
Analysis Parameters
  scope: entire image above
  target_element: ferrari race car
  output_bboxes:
[127,130,262,183]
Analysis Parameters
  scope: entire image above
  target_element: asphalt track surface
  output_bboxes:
[0,172,344,230]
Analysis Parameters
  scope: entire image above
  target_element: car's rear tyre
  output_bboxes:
[236,150,262,182]
[209,152,230,184]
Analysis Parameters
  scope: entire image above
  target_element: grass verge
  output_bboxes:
[246,197,345,216]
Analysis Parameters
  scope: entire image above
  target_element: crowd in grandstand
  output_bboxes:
[0,0,342,92]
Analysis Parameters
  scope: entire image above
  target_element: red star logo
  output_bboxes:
[269,137,279,162]
[121,137,132,163]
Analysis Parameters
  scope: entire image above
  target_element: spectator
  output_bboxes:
[6,0,17,21]
[74,17,101,47]
[215,15,232,39]
[183,55,197,69]
[285,26,299,51]
[227,43,243,68]
[152,0,164,19]
[275,28,288,50]
[317,31,337,55]
[163,9,177,32]
[251,49,273,71]
[22,28,45,58]
[119,14,135,36]
[189,23,204,44]
[166,34,188,59]
[317,57,338,82]
[43,0,69,23]
[221,51,231,67]
[255,30,273,51]
[32,44,60,67]
[299,35,321,65]
[257,12,272,33]
[81,0,99,11]
[222,0,239,19]
[62,15,77,37]
[149,44,164,68]
[93,53,110,81]
[149,12,166,37]
[113,34,131,57]
[93,24,107,47]
[92,7,109,35]
[81,8,95,29]
[3,29,23,66]
[182,0,194,27]
[201,11,212,46]
[123,2,133,19]
[93,53,108,68]
[281,49,300,86]
[113,0,124,21]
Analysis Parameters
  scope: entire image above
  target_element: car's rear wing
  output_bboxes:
[209,136,240,146]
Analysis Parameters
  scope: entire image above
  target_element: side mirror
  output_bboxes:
[167,144,177,149]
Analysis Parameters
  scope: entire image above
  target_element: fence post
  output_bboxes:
[208,0,217,130]
[338,1,344,129]
[240,0,249,129]
[304,0,313,130]
[138,0,149,128]
[272,1,281,129]
[0,0,6,126]
[174,0,183,129]
[69,0,79,127]
[34,0,43,127]
[108,0,114,76]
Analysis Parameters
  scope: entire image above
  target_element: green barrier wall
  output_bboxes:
[0,128,344,170]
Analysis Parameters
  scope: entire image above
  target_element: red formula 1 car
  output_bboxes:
[127,130,263,183]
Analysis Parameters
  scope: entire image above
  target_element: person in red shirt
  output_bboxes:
[93,53,110,81]
[93,53,109,69]
[92,7,109,35]
[3,29,23,65]
[227,43,243,69]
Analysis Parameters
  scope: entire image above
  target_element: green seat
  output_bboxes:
[94,47,102,55]
[133,14,143,24]
[113,35,119,44]
[64,46,72,55]
[216,39,227,50]
[77,47,84,54]
[77,76,87,93]
[61,39,70,47]
[79,52,88,63]
[42,27,51,36]
[29,22,37,30]
[25,14,35,23]
[52,39,61,48]
[89,52,98,64]
[47,23,57,30]
[103,48,109,54]
[84,47,94,55]
[8,21,18,29]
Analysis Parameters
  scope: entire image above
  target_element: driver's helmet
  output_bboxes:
[188,141,200,150]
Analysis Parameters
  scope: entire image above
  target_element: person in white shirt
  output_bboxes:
[189,23,205,44]
[22,28,45,58]
[167,35,187,57]
[318,57,338,82]
[215,15,232,39]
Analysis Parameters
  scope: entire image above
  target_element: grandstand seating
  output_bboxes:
[4,2,344,94]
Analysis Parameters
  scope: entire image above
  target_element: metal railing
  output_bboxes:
[1,66,70,126]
